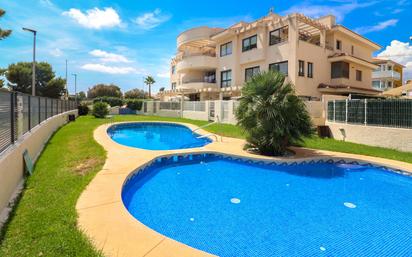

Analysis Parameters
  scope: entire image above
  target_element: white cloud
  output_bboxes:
[355,19,398,34]
[81,63,139,74]
[89,49,131,63]
[134,9,171,30]
[378,40,412,81]
[49,48,63,57]
[62,7,121,29]
[282,1,377,22]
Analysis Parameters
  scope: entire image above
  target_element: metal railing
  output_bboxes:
[327,99,412,129]
[0,90,77,154]
[159,101,181,111]
[184,101,206,112]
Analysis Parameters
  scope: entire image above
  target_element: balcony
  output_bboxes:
[372,70,401,80]
[177,27,223,49]
[176,54,217,72]
[177,80,218,91]
[239,48,265,65]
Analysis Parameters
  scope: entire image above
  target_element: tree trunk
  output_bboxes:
[148,84,151,98]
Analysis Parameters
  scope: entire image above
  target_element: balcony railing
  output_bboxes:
[181,79,216,84]
[372,70,401,80]
[173,51,216,63]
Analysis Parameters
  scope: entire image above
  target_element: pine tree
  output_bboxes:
[0,9,12,40]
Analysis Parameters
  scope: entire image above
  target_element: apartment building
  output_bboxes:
[160,11,381,101]
[371,58,404,91]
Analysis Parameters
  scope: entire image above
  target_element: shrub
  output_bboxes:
[125,99,143,111]
[77,103,89,116]
[124,89,147,99]
[236,70,313,156]
[87,84,122,98]
[93,96,123,107]
[92,102,109,118]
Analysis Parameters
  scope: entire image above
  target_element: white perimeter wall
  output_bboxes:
[141,100,323,126]
[327,121,412,152]
[0,110,78,225]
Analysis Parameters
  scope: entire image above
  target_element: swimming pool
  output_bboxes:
[122,153,412,257]
[107,122,212,150]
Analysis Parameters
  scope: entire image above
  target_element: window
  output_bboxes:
[171,82,176,90]
[387,81,392,88]
[221,70,232,87]
[372,81,380,89]
[204,72,216,83]
[245,66,260,81]
[307,62,313,78]
[331,61,349,79]
[242,35,257,52]
[269,61,288,76]
[220,42,232,57]
[388,65,392,71]
[269,26,288,45]
[336,40,342,50]
[171,65,176,74]
[298,60,305,77]
[351,45,354,55]
[356,70,362,81]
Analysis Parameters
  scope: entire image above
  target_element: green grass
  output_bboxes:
[300,137,412,164]
[1,114,411,257]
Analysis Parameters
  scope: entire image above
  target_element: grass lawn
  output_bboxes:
[0,114,411,256]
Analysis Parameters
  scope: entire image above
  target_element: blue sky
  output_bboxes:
[0,0,411,95]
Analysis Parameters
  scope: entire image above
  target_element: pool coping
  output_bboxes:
[76,121,412,257]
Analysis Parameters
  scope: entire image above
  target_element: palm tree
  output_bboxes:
[236,70,313,156]
[0,9,12,40]
[144,76,155,98]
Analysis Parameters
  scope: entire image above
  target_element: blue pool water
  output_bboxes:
[122,154,412,257]
[107,123,211,150]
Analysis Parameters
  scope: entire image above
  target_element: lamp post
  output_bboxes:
[72,73,77,104]
[22,27,37,96]
[65,59,68,100]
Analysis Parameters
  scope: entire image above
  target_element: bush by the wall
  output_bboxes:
[77,103,89,116]
[125,99,143,111]
[93,97,123,107]
[92,102,109,118]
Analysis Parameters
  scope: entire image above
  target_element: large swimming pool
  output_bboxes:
[122,153,412,257]
[107,123,211,150]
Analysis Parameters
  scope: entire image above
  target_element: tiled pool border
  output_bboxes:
[77,121,412,257]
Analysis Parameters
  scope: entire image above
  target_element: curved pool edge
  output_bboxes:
[105,121,214,152]
[76,122,412,257]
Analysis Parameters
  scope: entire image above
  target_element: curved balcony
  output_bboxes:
[177,81,218,91]
[177,26,223,49]
[372,70,401,80]
[176,55,217,72]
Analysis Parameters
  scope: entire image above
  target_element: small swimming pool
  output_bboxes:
[107,123,211,150]
[122,153,412,257]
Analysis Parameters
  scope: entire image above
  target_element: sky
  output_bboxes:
[0,0,411,95]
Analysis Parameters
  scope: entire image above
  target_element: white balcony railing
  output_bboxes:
[372,70,401,80]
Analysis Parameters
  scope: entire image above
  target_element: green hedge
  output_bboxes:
[125,99,143,111]
[92,102,109,118]
[77,103,89,116]
[93,97,123,107]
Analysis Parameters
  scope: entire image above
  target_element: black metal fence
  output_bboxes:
[327,99,412,129]
[0,90,77,154]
